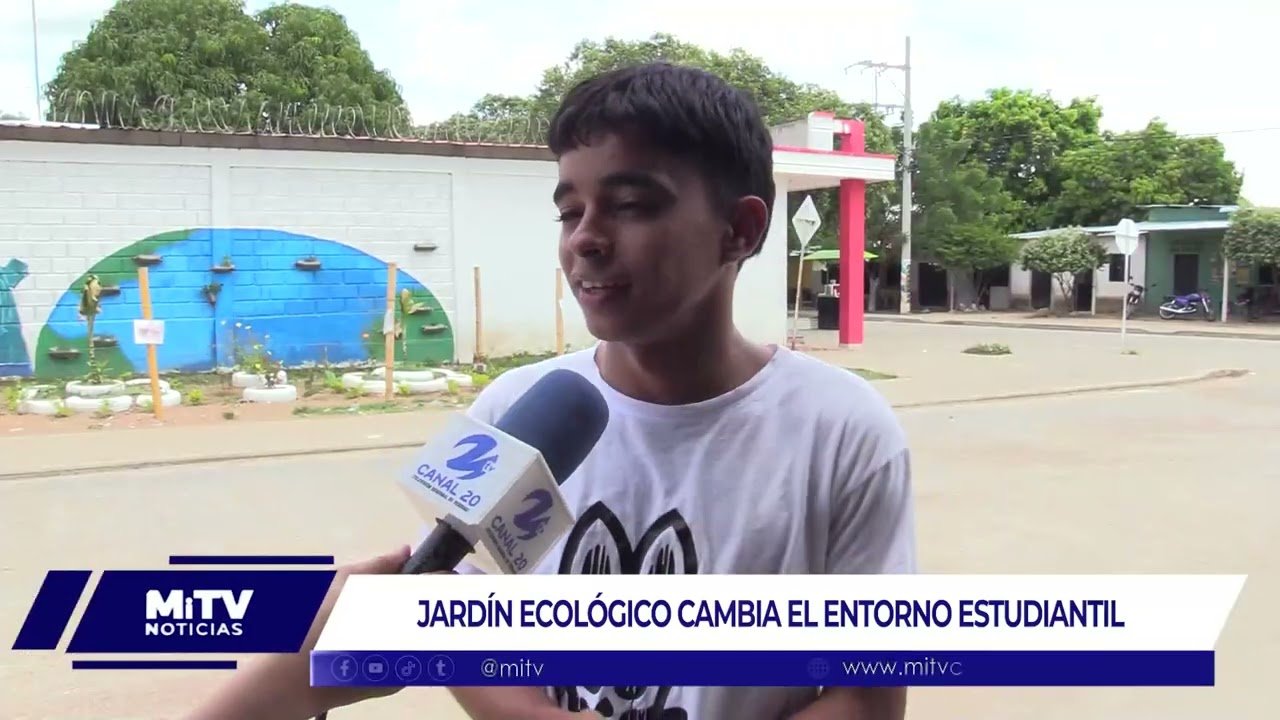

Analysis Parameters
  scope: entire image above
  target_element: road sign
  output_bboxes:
[789,195,823,351]
[1114,218,1139,256]
[791,195,821,249]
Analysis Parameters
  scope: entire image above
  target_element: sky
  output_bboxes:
[2,0,1277,210]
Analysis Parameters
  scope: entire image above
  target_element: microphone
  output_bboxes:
[397,368,609,575]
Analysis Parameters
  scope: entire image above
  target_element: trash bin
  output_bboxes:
[816,294,839,330]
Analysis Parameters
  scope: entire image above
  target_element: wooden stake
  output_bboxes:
[137,267,163,419]
[554,268,565,355]
[473,266,483,363]
[384,263,397,400]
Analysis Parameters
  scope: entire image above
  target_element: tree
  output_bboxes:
[1224,207,1280,266]
[911,116,1018,307]
[433,32,902,264]
[44,0,405,128]
[931,88,1103,231]
[1020,230,1108,312]
[1053,120,1243,226]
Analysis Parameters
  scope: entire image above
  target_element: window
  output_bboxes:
[1108,254,1126,282]
[1260,264,1276,285]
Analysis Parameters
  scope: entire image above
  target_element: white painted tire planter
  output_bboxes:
[123,378,172,393]
[232,370,287,389]
[17,385,63,415]
[64,394,134,414]
[363,367,473,388]
[65,380,125,398]
[340,372,447,395]
[134,389,183,409]
[242,384,298,403]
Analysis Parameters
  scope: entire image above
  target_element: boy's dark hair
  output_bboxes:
[548,62,775,258]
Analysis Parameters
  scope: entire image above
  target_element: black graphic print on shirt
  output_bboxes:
[553,501,698,719]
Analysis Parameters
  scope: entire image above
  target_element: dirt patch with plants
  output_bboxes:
[0,351,560,439]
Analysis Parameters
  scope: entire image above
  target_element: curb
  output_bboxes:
[892,368,1251,409]
[863,315,1280,342]
[1,369,1251,481]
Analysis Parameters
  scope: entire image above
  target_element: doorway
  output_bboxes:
[1173,253,1200,295]
[1031,270,1052,309]
[1073,270,1093,312]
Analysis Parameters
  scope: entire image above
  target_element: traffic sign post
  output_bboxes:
[1114,218,1140,352]
[790,196,821,350]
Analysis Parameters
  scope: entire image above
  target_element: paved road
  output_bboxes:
[3,354,1277,718]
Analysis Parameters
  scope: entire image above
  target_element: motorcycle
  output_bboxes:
[1125,279,1148,316]
[1157,291,1214,320]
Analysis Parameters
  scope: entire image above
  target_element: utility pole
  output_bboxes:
[845,36,913,315]
[30,0,42,121]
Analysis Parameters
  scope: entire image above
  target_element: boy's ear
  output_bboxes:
[723,196,770,265]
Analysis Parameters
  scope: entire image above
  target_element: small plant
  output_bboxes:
[323,370,345,393]
[344,385,363,399]
[94,399,113,419]
[78,274,102,362]
[83,357,109,386]
[202,281,222,305]
[446,379,460,396]
[396,381,412,396]
[963,343,1012,356]
[222,410,236,420]
[469,372,491,389]
[53,401,72,418]
[3,384,20,413]
[185,388,205,405]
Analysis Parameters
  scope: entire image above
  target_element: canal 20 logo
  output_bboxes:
[446,433,499,480]
[552,501,698,720]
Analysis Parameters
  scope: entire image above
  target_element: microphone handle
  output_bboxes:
[400,517,475,574]
[316,520,474,719]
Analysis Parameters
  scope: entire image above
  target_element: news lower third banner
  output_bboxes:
[13,565,1245,686]
[311,574,1244,688]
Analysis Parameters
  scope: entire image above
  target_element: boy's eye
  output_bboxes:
[555,208,583,223]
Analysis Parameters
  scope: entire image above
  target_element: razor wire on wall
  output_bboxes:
[44,91,553,146]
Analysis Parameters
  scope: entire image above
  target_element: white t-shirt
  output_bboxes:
[450,344,916,720]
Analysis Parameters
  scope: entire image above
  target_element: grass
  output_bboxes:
[292,400,427,416]
[963,343,1012,356]
[850,367,897,381]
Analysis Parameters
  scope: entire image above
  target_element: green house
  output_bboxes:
[1010,205,1276,318]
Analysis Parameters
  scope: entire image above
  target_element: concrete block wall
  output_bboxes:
[1,129,793,379]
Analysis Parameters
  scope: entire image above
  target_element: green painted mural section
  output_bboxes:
[34,230,191,379]
[361,286,456,366]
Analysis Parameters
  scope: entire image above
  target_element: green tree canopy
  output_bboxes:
[1223,207,1280,266]
[1053,120,1243,226]
[45,0,405,127]
[431,33,902,254]
[1020,229,1108,309]
[931,88,1103,230]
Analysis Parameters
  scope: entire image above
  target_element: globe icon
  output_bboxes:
[807,657,830,680]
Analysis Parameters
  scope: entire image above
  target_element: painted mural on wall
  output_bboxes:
[9,229,453,379]
[1,258,32,376]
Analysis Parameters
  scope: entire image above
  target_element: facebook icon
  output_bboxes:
[330,655,358,682]
[426,654,454,682]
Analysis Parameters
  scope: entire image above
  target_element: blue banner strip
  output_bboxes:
[311,650,1213,687]
[12,570,92,650]
[73,660,237,670]
[167,555,335,565]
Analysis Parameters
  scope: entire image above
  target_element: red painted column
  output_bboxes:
[836,119,867,346]
[838,178,866,345]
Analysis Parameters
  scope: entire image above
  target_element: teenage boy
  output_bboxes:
[186,62,914,720]
[449,62,915,720]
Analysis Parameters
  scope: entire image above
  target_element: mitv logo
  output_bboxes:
[446,433,499,480]
[144,589,253,637]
